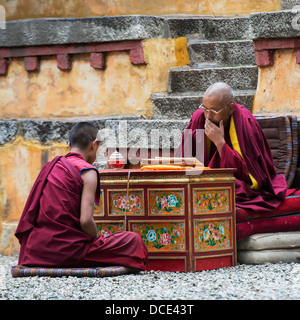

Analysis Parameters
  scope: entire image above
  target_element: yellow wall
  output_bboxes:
[253,49,300,115]
[0,37,189,255]
[0,0,281,19]
[0,136,69,255]
[0,38,189,119]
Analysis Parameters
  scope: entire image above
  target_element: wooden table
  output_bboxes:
[93,168,237,272]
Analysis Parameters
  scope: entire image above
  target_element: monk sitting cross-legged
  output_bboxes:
[175,82,288,215]
[15,122,148,270]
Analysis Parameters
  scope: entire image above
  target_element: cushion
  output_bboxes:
[11,265,137,278]
[237,231,300,251]
[237,248,300,264]
[255,115,292,180]
[255,115,292,179]
[254,114,298,188]
[236,189,300,223]
[236,213,300,241]
[286,115,299,187]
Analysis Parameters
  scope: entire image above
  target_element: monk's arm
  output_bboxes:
[80,169,98,239]
[220,143,252,183]
[205,119,251,183]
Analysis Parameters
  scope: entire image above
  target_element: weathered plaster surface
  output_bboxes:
[0,136,69,255]
[254,49,300,115]
[0,39,189,119]
[0,0,281,19]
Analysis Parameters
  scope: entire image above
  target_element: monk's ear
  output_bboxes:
[92,138,100,150]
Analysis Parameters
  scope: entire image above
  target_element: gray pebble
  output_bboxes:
[1,254,299,300]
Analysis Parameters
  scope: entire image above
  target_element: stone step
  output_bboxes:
[166,16,251,40]
[151,90,255,119]
[189,39,256,67]
[167,65,258,93]
[103,119,189,150]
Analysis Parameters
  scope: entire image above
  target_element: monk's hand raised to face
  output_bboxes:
[205,119,226,155]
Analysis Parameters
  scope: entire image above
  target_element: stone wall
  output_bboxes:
[0,40,189,119]
[251,10,300,115]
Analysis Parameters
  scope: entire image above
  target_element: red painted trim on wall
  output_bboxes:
[254,50,274,67]
[296,48,300,64]
[24,56,39,72]
[0,58,8,75]
[90,52,106,69]
[254,38,300,66]
[0,40,146,75]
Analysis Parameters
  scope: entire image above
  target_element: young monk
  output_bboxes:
[15,122,148,270]
[175,82,287,214]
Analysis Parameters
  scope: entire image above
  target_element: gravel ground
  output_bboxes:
[1,254,300,300]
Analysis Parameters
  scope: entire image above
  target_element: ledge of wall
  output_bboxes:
[250,10,300,39]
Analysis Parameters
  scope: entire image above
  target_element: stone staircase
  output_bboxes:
[98,16,259,158]
[1,16,260,165]
[151,16,258,120]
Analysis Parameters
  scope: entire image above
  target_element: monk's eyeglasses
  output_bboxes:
[199,103,232,116]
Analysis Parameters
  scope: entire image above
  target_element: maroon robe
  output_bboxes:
[15,152,147,270]
[175,102,287,214]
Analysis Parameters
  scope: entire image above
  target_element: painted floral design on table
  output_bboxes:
[193,189,230,214]
[149,190,184,215]
[96,223,124,237]
[131,222,185,251]
[194,219,232,251]
[109,190,144,215]
[93,191,104,216]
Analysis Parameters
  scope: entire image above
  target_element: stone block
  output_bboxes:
[166,17,205,39]
[104,119,189,149]
[168,66,258,93]
[0,116,140,145]
[189,39,256,66]
[0,16,168,47]
[250,10,300,39]
[281,0,300,10]
[0,119,18,145]
[151,90,255,120]
[203,17,252,40]
[167,16,252,41]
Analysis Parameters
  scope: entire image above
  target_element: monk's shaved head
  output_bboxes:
[69,122,99,150]
[204,82,234,105]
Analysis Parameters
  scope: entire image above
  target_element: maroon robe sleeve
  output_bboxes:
[175,109,205,161]
[220,143,252,184]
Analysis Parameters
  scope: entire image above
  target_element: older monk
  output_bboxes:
[175,82,287,214]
